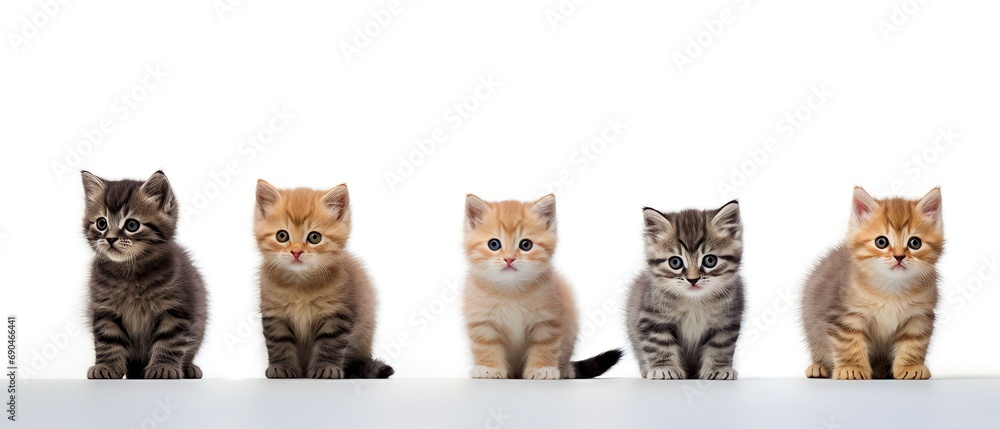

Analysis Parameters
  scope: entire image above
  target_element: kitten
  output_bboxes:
[462,194,622,379]
[81,171,208,379]
[254,180,392,379]
[802,187,942,380]
[626,201,745,380]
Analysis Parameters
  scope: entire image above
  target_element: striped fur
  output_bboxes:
[82,171,207,379]
[255,180,392,379]
[801,187,942,380]
[626,201,745,380]
[462,194,621,379]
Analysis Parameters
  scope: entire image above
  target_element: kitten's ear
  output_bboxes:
[850,186,879,227]
[530,194,557,230]
[322,184,350,221]
[465,194,490,230]
[642,207,671,242]
[916,187,942,228]
[256,179,281,216]
[139,171,177,216]
[712,200,741,238]
[80,171,105,204]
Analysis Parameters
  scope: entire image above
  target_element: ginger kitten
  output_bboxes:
[254,180,392,379]
[82,171,207,379]
[802,187,943,380]
[462,194,622,379]
[625,201,745,380]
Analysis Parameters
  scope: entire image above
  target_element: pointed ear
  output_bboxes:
[465,194,490,230]
[712,200,741,238]
[530,194,557,230]
[139,171,177,216]
[851,186,879,227]
[642,207,671,242]
[81,171,105,204]
[322,184,350,221]
[255,179,281,217]
[916,187,942,228]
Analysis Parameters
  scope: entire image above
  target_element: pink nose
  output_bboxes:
[504,258,515,267]
[291,251,303,261]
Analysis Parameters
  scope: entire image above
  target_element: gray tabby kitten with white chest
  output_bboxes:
[626,201,745,380]
[82,171,208,379]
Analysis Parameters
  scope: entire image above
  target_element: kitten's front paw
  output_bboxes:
[805,363,830,378]
[471,365,508,379]
[265,364,300,379]
[893,364,931,380]
[183,364,203,379]
[524,366,560,380]
[646,366,686,380]
[143,364,182,379]
[833,365,871,380]
[87,364,124,379]
[700,367,737,380]
[307,365,345,379]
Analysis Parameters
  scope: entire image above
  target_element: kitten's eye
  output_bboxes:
[276,230,289,243]
[96,218,108,231]
[487,239,501,251]
[874,236,889,249]
[307,231,322,245]
[519,239,533,251]
[668,257,684,270]
[907,237,922,250]
[124,219,140,233]
[702,255,718,269]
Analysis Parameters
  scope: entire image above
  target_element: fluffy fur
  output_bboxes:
[462,194,622,379]
[801,187,943,380]
[625,201,745,380]
[255,180,392,379]
[82,171,208,379]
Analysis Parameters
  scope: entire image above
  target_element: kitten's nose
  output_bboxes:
[687,277,700,285]
[894,255,905,263]
[291,251,303,261]
[504,258,515,267]
[105,237,118,245]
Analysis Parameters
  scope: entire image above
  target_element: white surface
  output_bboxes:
[2,1,1000,383]
[14,379,1000,428]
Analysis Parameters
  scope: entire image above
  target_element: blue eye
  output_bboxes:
[124,219,140,232]
[668,257,683,270]
[519,239,533,251]
[702,255,718,268]
[487,239,501,251]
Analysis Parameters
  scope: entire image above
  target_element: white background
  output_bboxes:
[2,0,998,381]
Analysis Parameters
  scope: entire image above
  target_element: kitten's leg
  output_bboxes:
[306,312,355,379]
[262,316,302,378]
[88,309,129,379]
[637,312,685,380]
[697,324,740,380]
[144,309,193,379]
[891,314,933,380]
[467,320,509,379]
[830,312,873,380]
[523,321,562,380]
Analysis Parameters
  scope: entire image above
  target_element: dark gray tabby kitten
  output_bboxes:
[82,171,208,379]
[626,201,745,380]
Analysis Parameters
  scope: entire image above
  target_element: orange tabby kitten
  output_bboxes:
[255,180,392,379]
[462,194,621,379]
[802,187,943,380]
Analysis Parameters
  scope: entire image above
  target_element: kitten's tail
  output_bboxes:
[345,357,395,379]
[571,348,623,379]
